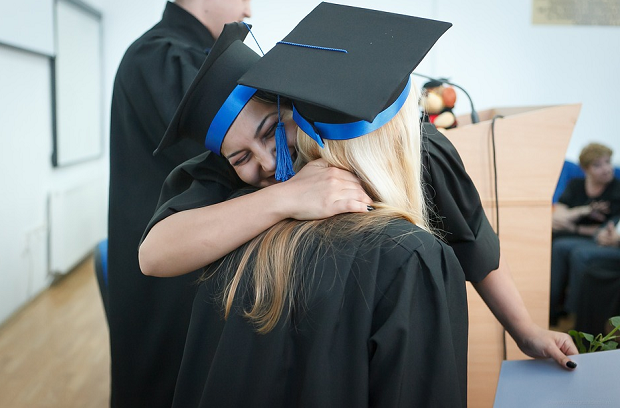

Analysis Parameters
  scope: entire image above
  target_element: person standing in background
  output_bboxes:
[107,1,251,407]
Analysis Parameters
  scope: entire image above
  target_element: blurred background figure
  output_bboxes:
[550,142,620,326]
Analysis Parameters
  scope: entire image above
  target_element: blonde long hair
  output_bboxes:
[218,83,430,333]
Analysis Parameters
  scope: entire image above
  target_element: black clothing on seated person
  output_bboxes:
[172,218,468,408]
[554,177,620,238]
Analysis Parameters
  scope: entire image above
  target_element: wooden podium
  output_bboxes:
[443,104,581,408]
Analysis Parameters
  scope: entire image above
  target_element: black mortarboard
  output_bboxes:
[238,2,451,145]
[154,22,260,155]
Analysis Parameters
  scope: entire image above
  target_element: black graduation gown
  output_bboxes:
[107,3,221,407]
[173,220,468,408]
[144,123,500,284]
[420,123,500,282]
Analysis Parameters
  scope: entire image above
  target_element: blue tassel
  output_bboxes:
[275,121,295,181]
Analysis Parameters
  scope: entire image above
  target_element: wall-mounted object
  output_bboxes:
[52,0,103,167]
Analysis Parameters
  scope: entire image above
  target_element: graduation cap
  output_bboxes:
[154,22,260,155]
[238,2,452,147]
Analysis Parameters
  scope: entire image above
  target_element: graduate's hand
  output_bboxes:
[514,324,579,370]
[274,159,373,220]
[473,263,578,371]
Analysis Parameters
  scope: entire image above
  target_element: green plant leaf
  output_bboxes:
[600,334,618,343]
[590,339,605,353]
[569,330,586,354]
[568,316,620,353]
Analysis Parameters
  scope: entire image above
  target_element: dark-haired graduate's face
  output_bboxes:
[221,99,297,188]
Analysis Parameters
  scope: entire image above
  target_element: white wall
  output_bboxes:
[432,0,620,165]
[0,0,107,325]
[0,48,53,324]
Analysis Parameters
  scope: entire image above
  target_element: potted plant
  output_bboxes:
[569,316,620,353]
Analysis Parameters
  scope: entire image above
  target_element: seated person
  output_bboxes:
[550,142,620,324]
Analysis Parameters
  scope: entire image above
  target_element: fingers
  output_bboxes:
[295,161,361,186]
[324,185,373,215]
[590,201,610,214]
[548,332,579,371]
[322,165,363,185]
[331,198,374,215]
[281,175,372,220]
[304,158,329,169]
[286,161,375,219]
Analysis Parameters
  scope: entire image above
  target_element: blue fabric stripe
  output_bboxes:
[293,108,324,147]
[293,78,411,144]
[205,85,257,154]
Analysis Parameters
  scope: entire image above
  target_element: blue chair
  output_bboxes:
[93,238,109,322]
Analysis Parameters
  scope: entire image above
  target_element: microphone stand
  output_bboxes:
[412,72,479,124]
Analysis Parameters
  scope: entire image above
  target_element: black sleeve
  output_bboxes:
[118,37,207,159]
[141,151,244,242]
[422,123,500,282]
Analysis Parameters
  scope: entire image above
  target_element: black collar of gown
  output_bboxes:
[161,1,215,52]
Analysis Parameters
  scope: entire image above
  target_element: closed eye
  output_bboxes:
[262,122,277,142]
[231,152,250,167]
[225,111,278,166]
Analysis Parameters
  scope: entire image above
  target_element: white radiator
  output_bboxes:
[48,177,107,275]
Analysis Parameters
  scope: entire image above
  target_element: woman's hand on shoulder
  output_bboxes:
[272,159,373,220]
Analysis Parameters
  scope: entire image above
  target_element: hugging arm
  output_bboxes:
[139,157,372,277]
